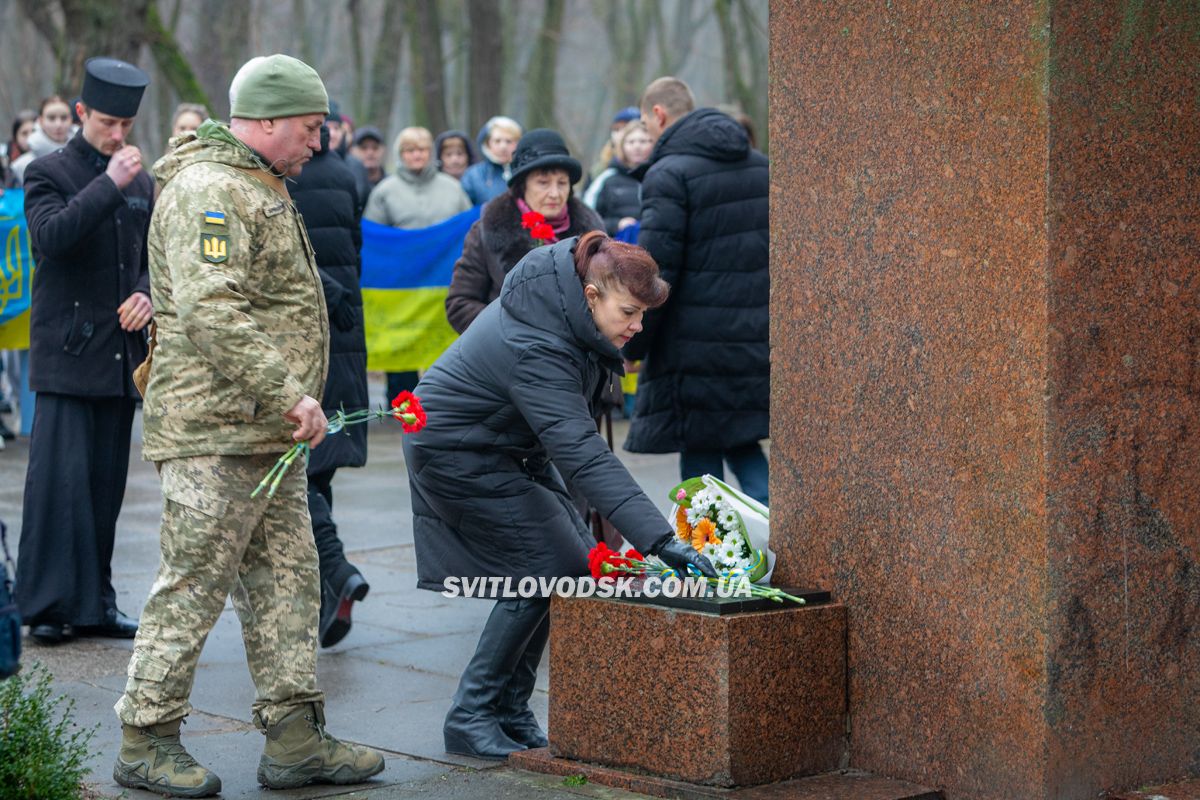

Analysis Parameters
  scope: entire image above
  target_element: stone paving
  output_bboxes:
[0,385,679,799]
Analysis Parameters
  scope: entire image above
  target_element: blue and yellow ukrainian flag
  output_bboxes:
[0,189,34,349]
[360,206,481,372]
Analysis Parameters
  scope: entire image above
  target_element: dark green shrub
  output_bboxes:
[0,663,96,800]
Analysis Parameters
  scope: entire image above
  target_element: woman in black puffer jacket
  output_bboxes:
[407,232,715,761]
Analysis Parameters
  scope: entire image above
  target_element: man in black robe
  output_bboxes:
[16,57,154,644]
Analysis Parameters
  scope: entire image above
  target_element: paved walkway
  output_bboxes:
[0,387,680,799]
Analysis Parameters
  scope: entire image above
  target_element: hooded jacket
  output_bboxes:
[290,125,368,474]
[405,237,672,592]
[141,120,329,460]
[445,192,602,333]
[23,130,153,396]
[434,129,478,174]
[625,108,769,454]
[363,161,470,229]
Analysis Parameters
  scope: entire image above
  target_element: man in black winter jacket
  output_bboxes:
[289,125,371,648]
[17,58,154,644]
[625,76,770,504]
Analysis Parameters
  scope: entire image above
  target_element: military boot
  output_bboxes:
[113,718,221,798]
[257,702,385,789]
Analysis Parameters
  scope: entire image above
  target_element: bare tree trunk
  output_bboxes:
[737,0,767,153]
[714,0,749,107]
[653,0,709,78]
[525,0,564,130]
[348,0,367,124]
[145,4,210,108]
[19,0,153,95]
[599,0,657,106]
[293,0,315,68]
[191,0,251,119]
[406,0,448,132]
[467,0,503,135]
[367,0,404,129]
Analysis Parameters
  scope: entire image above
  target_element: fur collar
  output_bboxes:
[481,192,603,272]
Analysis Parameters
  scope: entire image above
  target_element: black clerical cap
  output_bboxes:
[81,57,149,118]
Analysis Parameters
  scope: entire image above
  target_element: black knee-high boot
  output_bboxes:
[497,609,550,748]
[444,598,549,759]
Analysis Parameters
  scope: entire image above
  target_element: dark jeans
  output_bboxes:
[680,442,769,505]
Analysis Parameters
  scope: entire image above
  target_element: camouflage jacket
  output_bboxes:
[142,120,329,460]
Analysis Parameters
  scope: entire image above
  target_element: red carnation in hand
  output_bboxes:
[529,222,555,242]
[521,210,546,228]
[624,548,644,562]
[391,390,427,433]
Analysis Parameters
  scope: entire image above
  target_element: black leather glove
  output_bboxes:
[650,535,718,579]
[330,298,358,332]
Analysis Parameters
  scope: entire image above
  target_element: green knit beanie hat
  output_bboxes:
[229,54,329,120]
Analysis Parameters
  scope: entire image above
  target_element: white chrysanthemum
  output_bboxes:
[718,508,738,528]
[720,542,740,562]
[735,556,753,571]
[685,506,705,526]
[701,542,720,559]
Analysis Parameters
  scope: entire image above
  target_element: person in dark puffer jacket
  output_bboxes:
[626,77,770,504]
[407,231,716,760]
[289,124,370,648]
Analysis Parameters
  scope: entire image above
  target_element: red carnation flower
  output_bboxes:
[521,211,546,228]
[529,222,555,242]
[391,390,427,433]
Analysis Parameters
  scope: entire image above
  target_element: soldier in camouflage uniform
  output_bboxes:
[112,55,384,797]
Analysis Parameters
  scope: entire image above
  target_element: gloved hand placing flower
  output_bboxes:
[651,535,718,578]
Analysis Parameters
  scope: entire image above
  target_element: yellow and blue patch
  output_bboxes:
[203,210,225,226]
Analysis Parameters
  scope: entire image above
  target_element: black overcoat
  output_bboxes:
[23,132,153,396]
[290,137,369,474]
[626,108,770,454]
[404,238,672,594]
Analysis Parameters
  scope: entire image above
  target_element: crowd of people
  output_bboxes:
[0,52,768,798]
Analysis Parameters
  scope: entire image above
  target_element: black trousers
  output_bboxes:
[16,393,135,626]
[307,468,357,593]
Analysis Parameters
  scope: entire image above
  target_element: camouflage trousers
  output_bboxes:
[115,453,323,729]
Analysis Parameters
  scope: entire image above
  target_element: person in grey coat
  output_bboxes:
[404,231,716,760]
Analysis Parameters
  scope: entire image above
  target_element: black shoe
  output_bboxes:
[319,572,368,648]
[29,623,70,645]
[77,608,138,638]
[0,418,14,441]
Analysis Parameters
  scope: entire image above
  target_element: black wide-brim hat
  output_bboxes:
[82,57,149,118]
[507,128,582,187]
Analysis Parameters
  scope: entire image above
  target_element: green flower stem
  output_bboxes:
[607,559,805,606]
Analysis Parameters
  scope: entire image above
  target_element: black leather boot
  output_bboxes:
[497,610,550,748]
[444,598,548,759]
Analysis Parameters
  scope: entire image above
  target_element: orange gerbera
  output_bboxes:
[692,518,718,551]
[675,506,692,541]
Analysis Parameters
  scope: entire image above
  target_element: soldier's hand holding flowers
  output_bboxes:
[252,391,427,498]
